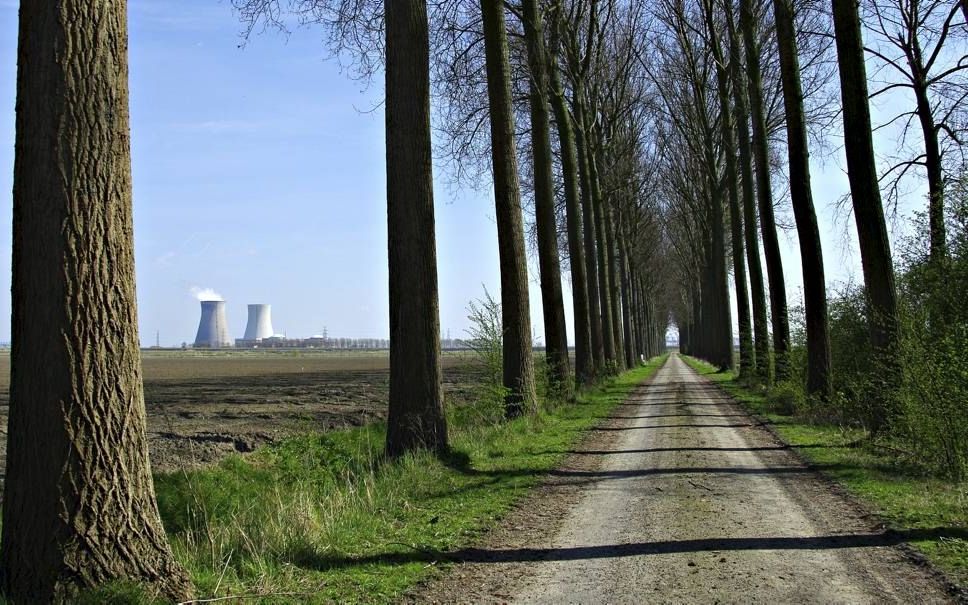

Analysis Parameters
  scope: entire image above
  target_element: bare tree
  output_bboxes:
[384,0,450,456]
[864,0,968,262]
[832,0,902,431]
[481,0,539,416]
[773,0,833,400]
[523,0,572,395]
[739,0,792,381]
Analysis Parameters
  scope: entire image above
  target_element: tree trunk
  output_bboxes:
[706,0,752,377]
[604,201,626,368]
[547,47,593,386]
[1,2,192,600]
[589,153,617,367]
[831,0,901,431]
[480,0,538,416]
[773,0,833,400]
[739,0,791,381]
[385,0,449,456]
[913,80,947,262]
[619,236,637,368]
[727,8,770,385]
[522,0,571,395]
[574,100,606,374]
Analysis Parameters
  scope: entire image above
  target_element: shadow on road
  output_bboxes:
[295,527,968,571]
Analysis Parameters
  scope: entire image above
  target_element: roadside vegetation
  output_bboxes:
[682,354,967,587]
[140,356,665,603]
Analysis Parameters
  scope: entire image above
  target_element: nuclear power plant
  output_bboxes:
[194,300,233,348]
[243,304,274,341]
[188,296,404,350]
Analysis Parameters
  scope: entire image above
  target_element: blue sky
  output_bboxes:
[0,1,926,346]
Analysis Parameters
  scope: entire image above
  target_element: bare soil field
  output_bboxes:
[0,350,484,476]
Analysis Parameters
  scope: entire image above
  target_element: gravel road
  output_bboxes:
[412,353,955,604]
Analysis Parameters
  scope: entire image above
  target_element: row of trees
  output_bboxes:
[4,0,963,599]
[2,0,673,600]
[660,0,965,434]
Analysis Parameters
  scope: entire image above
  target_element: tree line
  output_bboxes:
[3,0,965,600]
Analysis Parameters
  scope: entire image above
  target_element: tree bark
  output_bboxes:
[589,152,617,367]
[480,0,538,416]
[574,100,607,374]
[831,0,901,430]
[705,0,746,372]
[1,1,192,600]
[773,0,833,400]
[604,201,626,368]
[727,8,770,385]
[522,0,571,395]
[385,0,449,456]
[619,236,637,368]
[547,45,593,386]
[739,0,791,382]
[913,79,947,262]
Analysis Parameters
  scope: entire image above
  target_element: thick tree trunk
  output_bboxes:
[727,10,770,385]
[480,0,538,416]
[385,0,449,456]
[522,0,570,394]
[547,51,593,386]
[739,0,791,381]
[574,100,606,374]
[831,0,901,431]
[773,0,833,400]
[1,2,192,601]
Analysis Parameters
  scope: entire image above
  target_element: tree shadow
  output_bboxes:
[294,527,968,571]
[590,423,760,431]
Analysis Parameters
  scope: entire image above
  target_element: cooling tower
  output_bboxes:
[243,304,274,341]
[194,300,233,348]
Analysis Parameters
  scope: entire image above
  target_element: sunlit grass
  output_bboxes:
[148,356,667,603]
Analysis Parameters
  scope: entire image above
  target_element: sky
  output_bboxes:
[0,1,928,347]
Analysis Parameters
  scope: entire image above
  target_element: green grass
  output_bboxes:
[681,355,968,588]
[150,355,667,603]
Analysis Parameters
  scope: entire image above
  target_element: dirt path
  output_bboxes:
[412,354,955,604]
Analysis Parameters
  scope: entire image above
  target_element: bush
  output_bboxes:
[457,288,508,426]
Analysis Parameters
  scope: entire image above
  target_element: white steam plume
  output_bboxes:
[190,286,224,302]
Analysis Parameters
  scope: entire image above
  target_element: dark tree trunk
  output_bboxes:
[589,153,617,367]
[1,2,192,601]
[480,0,538,416]
[739,0,791,381]
[705,0,752,377]
[522,0,571,394]
[604,202,626,368]
[385,0,449,456]
[727,9,770,385]
[619,237,637,368]
[773,0,833,400]
[913,81,947,262]
[574,100,606,374]
[831,0,901,431]
[547,48,593,386]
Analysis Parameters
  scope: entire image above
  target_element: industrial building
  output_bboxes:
[193,300,233,348]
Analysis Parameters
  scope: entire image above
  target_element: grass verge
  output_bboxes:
[681,355,968,589]
[146,355,668,604]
